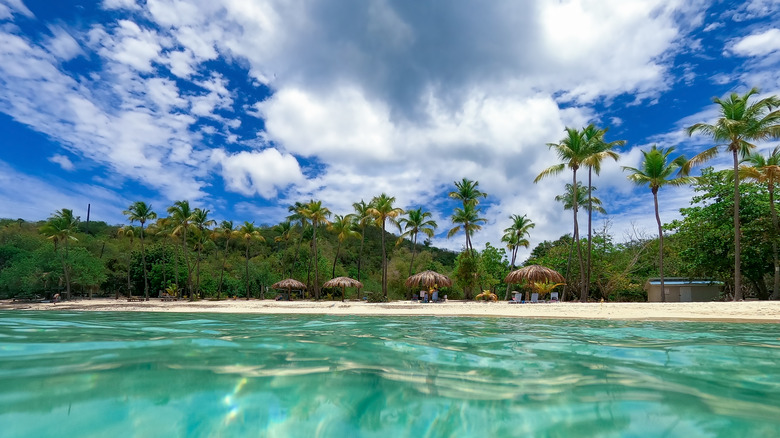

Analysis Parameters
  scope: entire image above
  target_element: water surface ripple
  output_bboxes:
[0,311,778,437]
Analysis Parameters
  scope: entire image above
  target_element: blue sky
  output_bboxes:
[1,0,779,258]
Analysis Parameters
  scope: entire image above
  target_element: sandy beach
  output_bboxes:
[2,298,779,322]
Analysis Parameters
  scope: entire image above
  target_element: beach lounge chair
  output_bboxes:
[550,292,559,302]
[509,292,522,304]
[432,291,439,302]
[531,293,539,303]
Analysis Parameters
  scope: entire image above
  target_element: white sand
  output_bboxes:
[2,298,779,322]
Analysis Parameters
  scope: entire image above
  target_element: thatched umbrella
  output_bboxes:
[405,270,453,288]
[272,278,306,301]
[505,265,565,300]
[322,276,363,302]
[505,265,565,284]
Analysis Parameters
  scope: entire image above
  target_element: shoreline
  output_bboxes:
[2,298,779,323]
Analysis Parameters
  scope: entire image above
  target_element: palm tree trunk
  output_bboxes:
[332,240,341,278]
[218,239,229,300]
[182,230,193,300]
[768,184,779,300]
[313,223,320,299]
[173,239,180,295]
[408,232,418,278]
[381,221,387,300]
[196,245,202,299]
[245,243,251,299]
[504,250,517,300]
[732,149,742,301]
[653,188,666,303]
[587,168,593,300]
[573,169,586,302]
[357,230,365,292]
[563,237,574,302]
[140,225,149,301]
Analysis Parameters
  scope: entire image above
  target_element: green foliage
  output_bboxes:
[668,167,773,298]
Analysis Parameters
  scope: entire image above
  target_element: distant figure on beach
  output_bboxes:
[52,293,61,304]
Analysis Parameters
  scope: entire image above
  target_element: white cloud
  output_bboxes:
[49,154,75,171]
[212,148,304,198]
[102,0,139,11]
[0,0,33,19]
[729,28,780,57]
[45,26,83,61]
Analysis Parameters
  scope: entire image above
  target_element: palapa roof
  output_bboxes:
[272,278,307,290]
[323,276,363,289]
[405,270,453,288]
[505,265,565,284]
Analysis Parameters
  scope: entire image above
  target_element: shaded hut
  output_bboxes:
[322,277,363,302]
[272,279,306,301]
[405,270,453,288]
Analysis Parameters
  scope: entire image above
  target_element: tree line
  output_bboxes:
[1,88,778,302]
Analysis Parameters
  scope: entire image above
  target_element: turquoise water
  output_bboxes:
[0,312,779,437]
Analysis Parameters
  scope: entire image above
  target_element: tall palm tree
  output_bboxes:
[191,208,216,299]
[686,88,780,300]
[397,207,438,279]
[501,214,534,300]
[582,124,624,299]
[352,200,373,287]
[123,201,157,301]
[167,200,195,299]
[449,178,487,207]
[535,127,592,301]
[367,194,403,300]
[213,220,237,300]
[40,208,79,299]
[301,200,331,299]
[238,221,265,299]
[623,145,693,302]
[740,145,780,299]
[328,214,359,278]
[448,203,487,254]
[555,183,605,301]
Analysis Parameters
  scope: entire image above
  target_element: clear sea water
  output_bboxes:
[0,311,778,437]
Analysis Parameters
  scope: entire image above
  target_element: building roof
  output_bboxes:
[644,278,724,288]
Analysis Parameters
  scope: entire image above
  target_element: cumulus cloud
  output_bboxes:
[212,148,304,198]
[3,0,772,260]
[729,28,780,57]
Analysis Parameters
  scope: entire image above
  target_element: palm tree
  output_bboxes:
[449,178,487,207]
[448,203,487,255]
[352,200,373,287]
[623,145,693,303]
[686,88,780,300]
[740,145,780,299]
[328,214,359,278]
[40,209,79,299]
[167,200,195,299]
[397,207,438,280]
[123,201,157,301]
[501,215,533,300]
[213,220,237,300]
[191,208,216,299]
[582,124,624,299]
[555,183,605,301]
[535,127,592,301]
[237,221,265,299]
[367,194,403,300]
[300,200,331,299]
